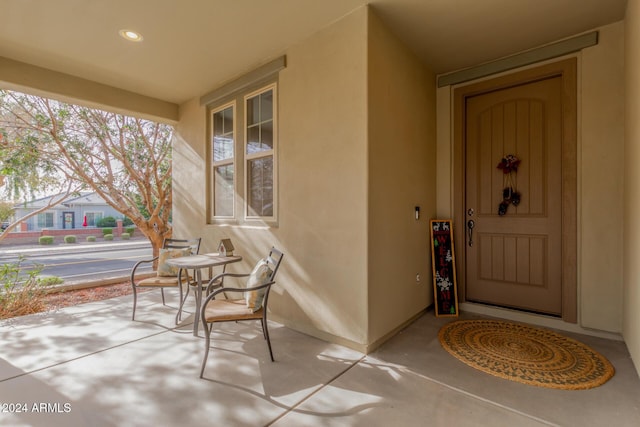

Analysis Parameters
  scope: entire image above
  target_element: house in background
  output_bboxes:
[14,192,122,231]
[0,0,639,380]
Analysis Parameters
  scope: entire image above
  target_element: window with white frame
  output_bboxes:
[245,87,275,218]
[37,212,54,228]
[209,83,277,222]
[85,211,103,227]
[211,104,235,217]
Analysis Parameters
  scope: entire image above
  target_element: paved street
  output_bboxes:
[0,239,153,286]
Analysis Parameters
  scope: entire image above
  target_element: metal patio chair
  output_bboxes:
[199,247,284,378]
[130,237,201,323]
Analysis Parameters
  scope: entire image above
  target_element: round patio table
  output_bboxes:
[166,253,242,336]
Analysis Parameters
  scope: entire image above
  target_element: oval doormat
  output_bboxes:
[438,319,615,390]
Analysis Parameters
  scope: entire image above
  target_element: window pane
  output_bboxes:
[213,111,224,136]
[213,106,233,135]
[261,90,273,121]
[85,212,102,227]
[246,88,274,155]
[223,107,234,129]
[212,107,234,162]
[214,165,234,216]
[248,156,273,217]
[246,89,273,126]
[261,120,273,150]
[247,125,260,154]
[213,136,234,161]
[247,96,259,126]
[37,213,53,228]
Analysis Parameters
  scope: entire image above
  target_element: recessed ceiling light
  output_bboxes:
[119,29,143,42]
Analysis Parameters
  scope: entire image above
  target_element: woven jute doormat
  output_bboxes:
[438,319,615,390]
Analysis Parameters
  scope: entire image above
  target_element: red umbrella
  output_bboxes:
[82,215,87,227]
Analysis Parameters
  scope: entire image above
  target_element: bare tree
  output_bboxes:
[0,90,173,256]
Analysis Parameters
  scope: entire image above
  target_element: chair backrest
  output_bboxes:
[265,247,284,281]
[163,237,202,255]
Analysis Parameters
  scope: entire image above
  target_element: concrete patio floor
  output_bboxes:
[1,290,639,426]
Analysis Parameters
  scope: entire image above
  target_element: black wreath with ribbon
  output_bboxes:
[497,154,521,216]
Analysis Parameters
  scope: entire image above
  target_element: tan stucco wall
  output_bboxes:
[274,7,369,347]
[580,22,625,331]
[436,21,626,334]
[174,6,441,352]
[367,10,436,347]
[624,0,640,377]
[175,7,371,350]
[173,98,208,228]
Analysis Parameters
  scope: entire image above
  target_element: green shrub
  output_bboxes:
[125,226,135,236]
[96,216,117,227]
[0,256,55,319]
[123,217,134,226]
[39,236,54,245]
[64,235,77,244]
[37,276,64,286]
[121,233,130,240]
[104,234,114,241]
[86,235,96,242]
[102,228,113,236]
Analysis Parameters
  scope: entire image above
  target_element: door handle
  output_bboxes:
[467,219,475,247]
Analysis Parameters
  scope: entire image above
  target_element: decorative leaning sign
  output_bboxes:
[429,219,459,317]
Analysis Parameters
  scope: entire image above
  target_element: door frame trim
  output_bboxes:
[452,58,577,323]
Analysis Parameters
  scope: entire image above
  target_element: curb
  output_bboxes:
[0,240,151,257]
[50,272,157,293]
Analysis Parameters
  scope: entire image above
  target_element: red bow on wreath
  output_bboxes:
[497,154,521,174]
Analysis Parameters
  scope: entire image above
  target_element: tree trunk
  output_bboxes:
[134,220,171,270]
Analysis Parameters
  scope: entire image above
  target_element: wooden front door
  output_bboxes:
[453,59,577,320]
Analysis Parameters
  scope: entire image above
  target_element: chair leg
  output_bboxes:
[131,286,138,321]
[175,283,185,325]
[200,321,212,378]
[261,319,274,362]
[260,321,267,339]
[177,284,191,324]
[161,288,166,305]
[175,304,182,325]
